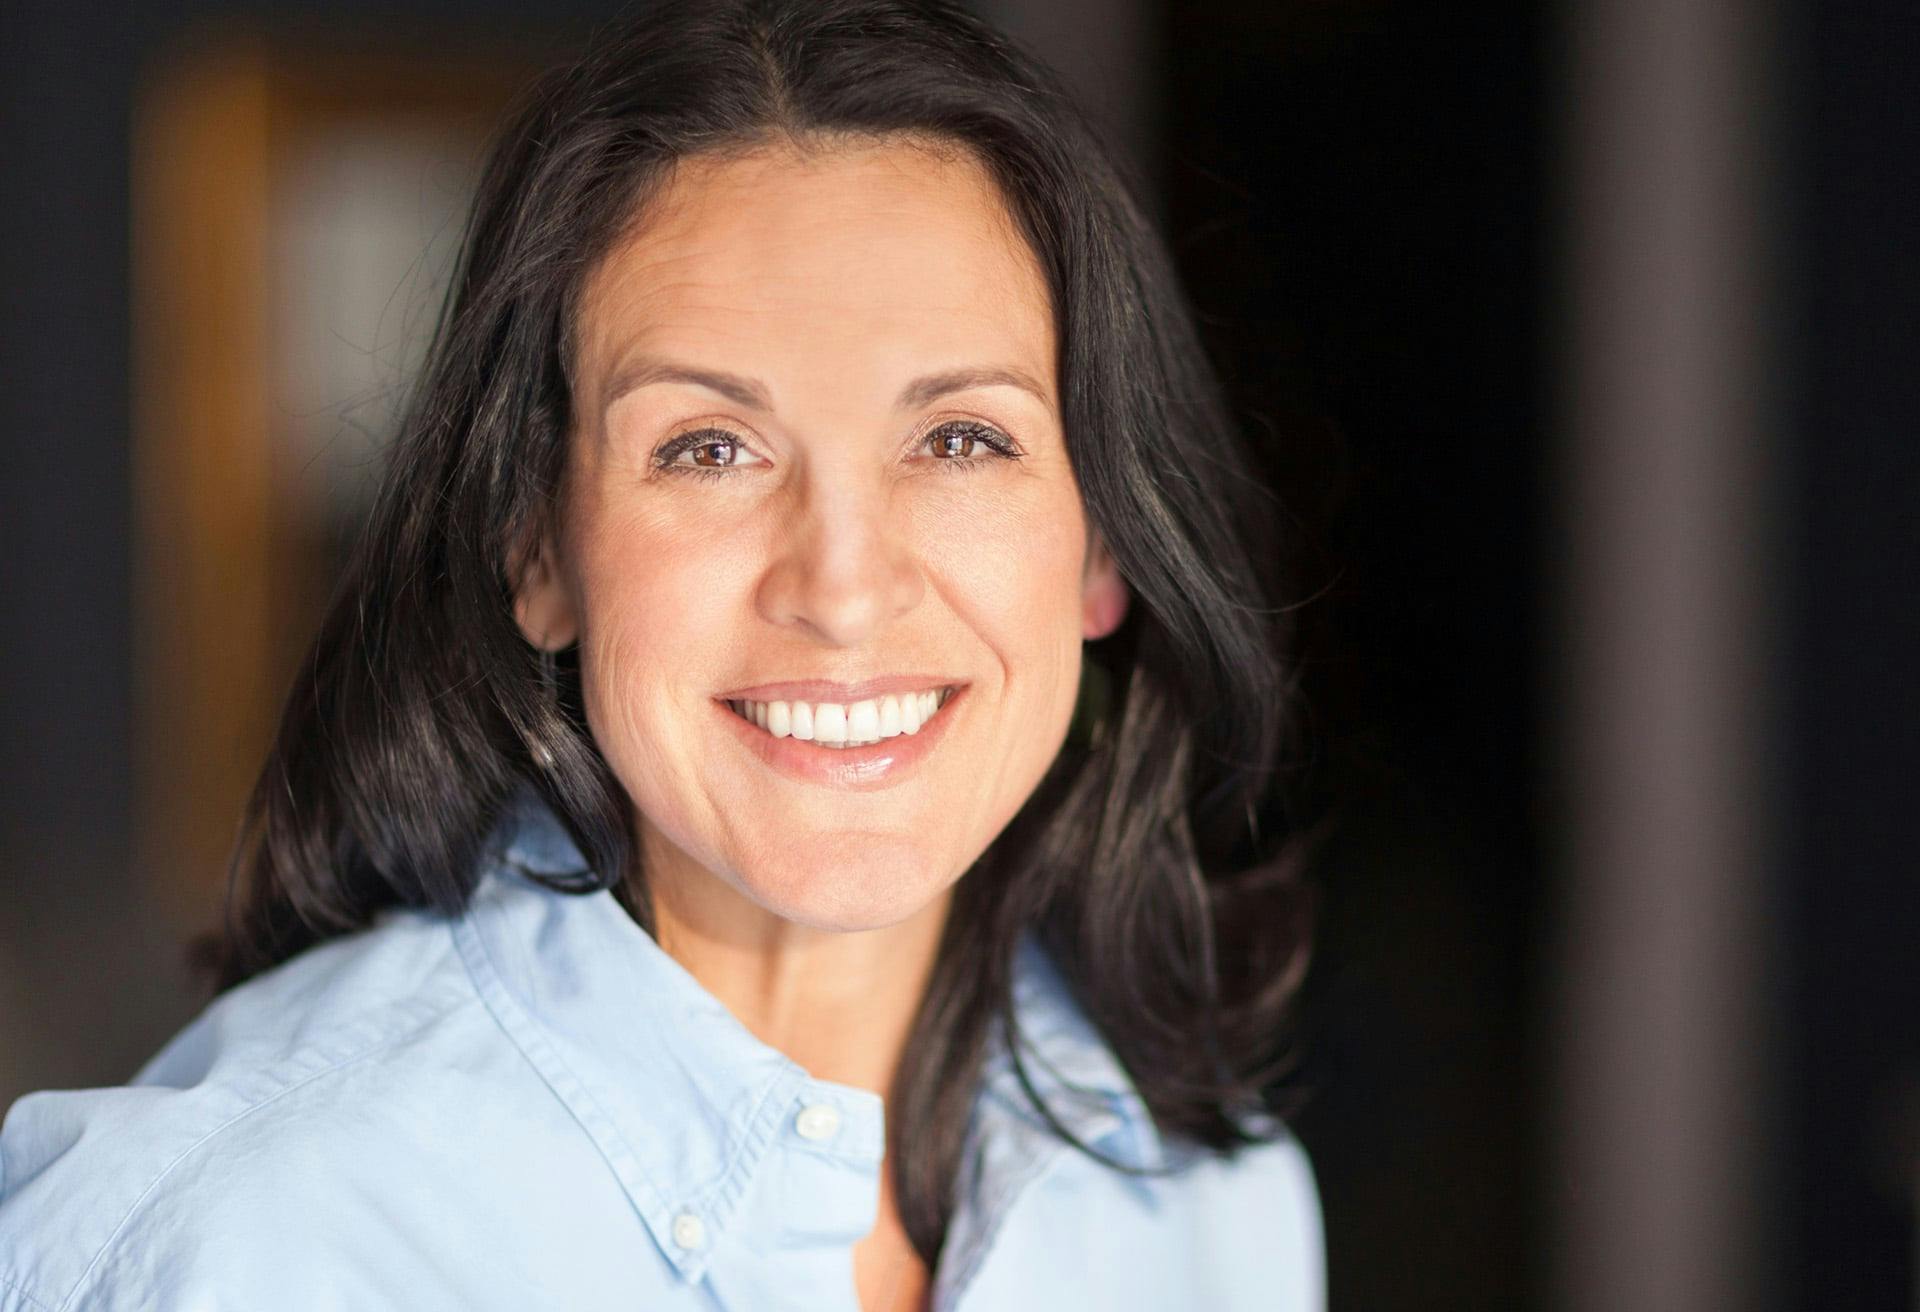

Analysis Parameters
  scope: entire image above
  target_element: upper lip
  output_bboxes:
[715,676,966,703]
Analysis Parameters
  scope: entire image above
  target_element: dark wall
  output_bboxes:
[1785,0,1920,1307]
[1,3,160,1087]
[1158,5,1549,1309]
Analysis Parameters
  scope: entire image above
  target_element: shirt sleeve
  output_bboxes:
[1261,1131,1327,1312]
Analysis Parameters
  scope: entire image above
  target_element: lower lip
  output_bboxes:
[711,688,965,791]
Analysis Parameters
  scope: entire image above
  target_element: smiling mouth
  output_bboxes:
[724,686,958,749]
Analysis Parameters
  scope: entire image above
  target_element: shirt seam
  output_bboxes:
[449,905,679,1242]
[55,981,475,1312]
[449,892,802,1285]
[0,1270,53,1312]
[687,1060,796,1259]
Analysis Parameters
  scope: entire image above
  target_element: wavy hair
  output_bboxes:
[195,0,1315,1267]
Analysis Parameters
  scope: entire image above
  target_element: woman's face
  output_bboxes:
[515,137,1126,933]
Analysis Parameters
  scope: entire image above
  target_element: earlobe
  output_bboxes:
[1081,539,1130,641]
[511,528,579,652]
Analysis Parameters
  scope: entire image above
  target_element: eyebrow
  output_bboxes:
[897,366,1053,413]
[605,360,771,412]
[602,357,1054,416]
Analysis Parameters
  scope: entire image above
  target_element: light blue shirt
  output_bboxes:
[0,789,1324,1310]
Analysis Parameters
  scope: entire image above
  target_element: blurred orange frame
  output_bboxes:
[132,31,530,925]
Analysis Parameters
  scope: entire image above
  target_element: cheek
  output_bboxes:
[911,469,1087,599]
[564,495,760,785]
[912,476,1088,710]
[571,477,770,649]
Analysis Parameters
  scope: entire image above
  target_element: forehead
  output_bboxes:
[572,137,1057,400]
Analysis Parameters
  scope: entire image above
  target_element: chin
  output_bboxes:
[732,836,954,933]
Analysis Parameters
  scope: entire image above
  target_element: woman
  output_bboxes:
[0,2,1321,1309]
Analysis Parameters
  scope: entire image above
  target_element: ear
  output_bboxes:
[1081,534,1130,641]
[510,525,579,652]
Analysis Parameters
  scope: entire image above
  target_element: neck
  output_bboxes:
[636,849,954,1099]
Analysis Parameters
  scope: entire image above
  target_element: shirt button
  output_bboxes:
[794,1102,842,1141]
[671,1210,707,1251]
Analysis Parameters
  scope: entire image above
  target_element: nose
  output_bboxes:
[754,476,923,645]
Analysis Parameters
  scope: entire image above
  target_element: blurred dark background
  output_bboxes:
[1,2,1913,1309]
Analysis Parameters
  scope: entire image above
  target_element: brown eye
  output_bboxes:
[689,438,738,467]
[651,427,766,477]
[922,421,1019,467]
[933,430,977,459]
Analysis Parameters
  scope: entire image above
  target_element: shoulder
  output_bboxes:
[1170,1129,1325,1274]
[1040,1126,1326,1311]
[0,905,505,1311]
[956,1121,1325,1311]
[131,899,470,1088]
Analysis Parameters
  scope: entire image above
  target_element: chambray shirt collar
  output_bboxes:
[452,788,1162,1281]
[985,932,1167,1172]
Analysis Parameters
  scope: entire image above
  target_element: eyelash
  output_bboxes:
[650,420,1023,481]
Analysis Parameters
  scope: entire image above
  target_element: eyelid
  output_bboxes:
[651,423,769,472]
[905,414,1027,462]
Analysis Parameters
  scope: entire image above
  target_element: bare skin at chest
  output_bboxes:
[853,1168,930,1312]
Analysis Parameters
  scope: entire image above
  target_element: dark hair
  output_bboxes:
[196,0,1314,1267]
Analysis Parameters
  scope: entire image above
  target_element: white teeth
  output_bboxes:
[813,702,848,746]
[845,699,879,745]
[727,687,954,747]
